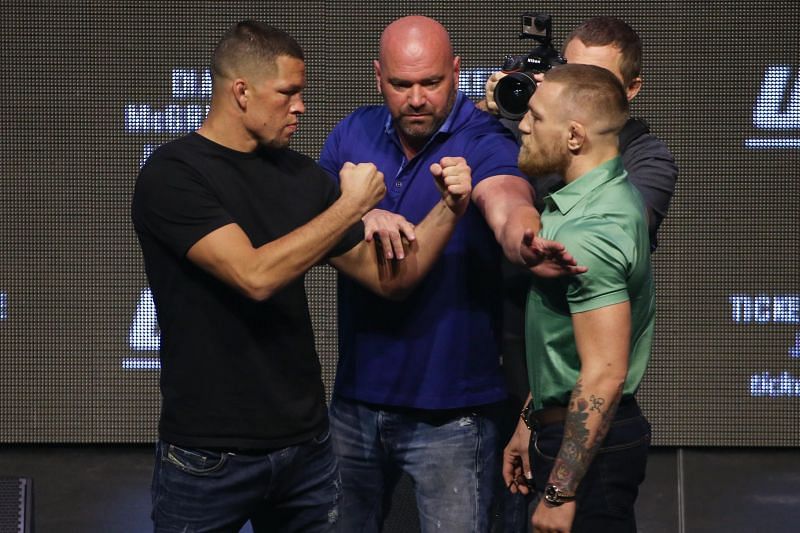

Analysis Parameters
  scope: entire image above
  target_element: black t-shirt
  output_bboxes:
[131,132,363,450]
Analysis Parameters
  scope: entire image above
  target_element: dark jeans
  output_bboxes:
[329,396,501,533]
[151,428,340,532]
[528,399,651,533]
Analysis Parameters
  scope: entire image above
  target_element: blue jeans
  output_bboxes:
[151,428,341,532]
[329,396,500,533]
[528,399,651,533]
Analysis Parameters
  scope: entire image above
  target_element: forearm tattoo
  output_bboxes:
[549,380,623,493]
[589,395,605,412]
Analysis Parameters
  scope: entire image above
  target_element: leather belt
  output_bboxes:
[530,405,568,428]
[524,396,640,430]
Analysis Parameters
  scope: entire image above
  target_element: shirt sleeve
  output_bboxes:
[319,122,343,183]
[621,132,678,250]
[131,152,233,258]
[554,217,635,314]
[463,122,526,185]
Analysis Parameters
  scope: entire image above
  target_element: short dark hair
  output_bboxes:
[562,16,642,86]
[211,20,304,83]
[544,63,629,134]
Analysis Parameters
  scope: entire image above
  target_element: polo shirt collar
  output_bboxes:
[546,156,625,215]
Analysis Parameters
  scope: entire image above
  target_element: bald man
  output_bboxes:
[133,20,478,532]
[319,16,582,533]
[504,64,655,532]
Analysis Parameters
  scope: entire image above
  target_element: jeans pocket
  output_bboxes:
[591,436,650,518]
[532,425,561,462]
[597,416,651,454]
[530,432,558,492]
[165,443,228,476]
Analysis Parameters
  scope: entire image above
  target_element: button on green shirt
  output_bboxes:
[526,157,656,409]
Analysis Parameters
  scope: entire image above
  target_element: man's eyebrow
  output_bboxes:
[387,76,443,85]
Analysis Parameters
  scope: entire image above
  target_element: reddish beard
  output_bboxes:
[518,138,568,178]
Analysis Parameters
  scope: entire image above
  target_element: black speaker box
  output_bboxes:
[0,478,33,533]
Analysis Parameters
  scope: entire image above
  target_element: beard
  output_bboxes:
[392,90,456,149]
[518,137,568,179]
[396,115,442,143]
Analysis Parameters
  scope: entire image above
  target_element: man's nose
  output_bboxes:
[518,110,532,133]
[408,85,426,108]
[291,94,305,114]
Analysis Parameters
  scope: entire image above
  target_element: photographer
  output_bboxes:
[483,16,678,532]
[483,16,677,250]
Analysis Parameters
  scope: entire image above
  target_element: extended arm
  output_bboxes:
[330,157,472,300]
[472,174,539,261]
[474,175,588,277]
[531,301,631,532]
[185,162,385,301]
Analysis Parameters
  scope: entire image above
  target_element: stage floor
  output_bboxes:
[0,446,798,532]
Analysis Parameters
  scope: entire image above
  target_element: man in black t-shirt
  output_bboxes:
[132,20,480,533]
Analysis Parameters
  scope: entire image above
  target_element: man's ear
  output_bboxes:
[567,121,587,152]
[233,79,248,110]
[453,56,461,90]
[373,60,382,94]
[626,76,643,101]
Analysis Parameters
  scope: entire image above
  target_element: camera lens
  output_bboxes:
[494,72,536,120]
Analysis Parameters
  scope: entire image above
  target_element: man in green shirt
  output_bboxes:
[502,63,656,532]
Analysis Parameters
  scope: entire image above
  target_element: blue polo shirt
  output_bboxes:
[319,92,524,409]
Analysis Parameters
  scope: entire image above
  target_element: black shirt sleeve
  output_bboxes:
[131,150,233,258]
[621,131,678,251]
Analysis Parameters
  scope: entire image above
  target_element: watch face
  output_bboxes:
[544,484,573,504]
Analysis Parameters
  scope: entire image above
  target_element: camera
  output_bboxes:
[493,13,566,120]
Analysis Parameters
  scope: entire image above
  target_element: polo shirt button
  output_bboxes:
[394,180,402,188]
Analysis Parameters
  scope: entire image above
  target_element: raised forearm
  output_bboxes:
[189,195,367,302]
[383,199,461,294]
[334,198,461,300]
[245,196,368,297]
[333,157,471,299]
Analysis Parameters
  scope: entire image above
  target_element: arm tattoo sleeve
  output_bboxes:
[548,379,624,493]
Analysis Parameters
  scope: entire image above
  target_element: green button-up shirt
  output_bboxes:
[526,156,656,409]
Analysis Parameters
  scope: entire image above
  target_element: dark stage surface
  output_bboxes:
[0,446,799,532]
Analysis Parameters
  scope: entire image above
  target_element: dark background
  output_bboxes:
[1,0,798,446]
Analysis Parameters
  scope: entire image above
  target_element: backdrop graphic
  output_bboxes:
[0,1,797,445]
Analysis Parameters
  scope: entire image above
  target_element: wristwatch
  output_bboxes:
[543,484,576,506]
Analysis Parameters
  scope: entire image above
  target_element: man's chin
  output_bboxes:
[519,147,563,178]
[519,158,555,179]
[399,117,437,138]
[261,137,291,150]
